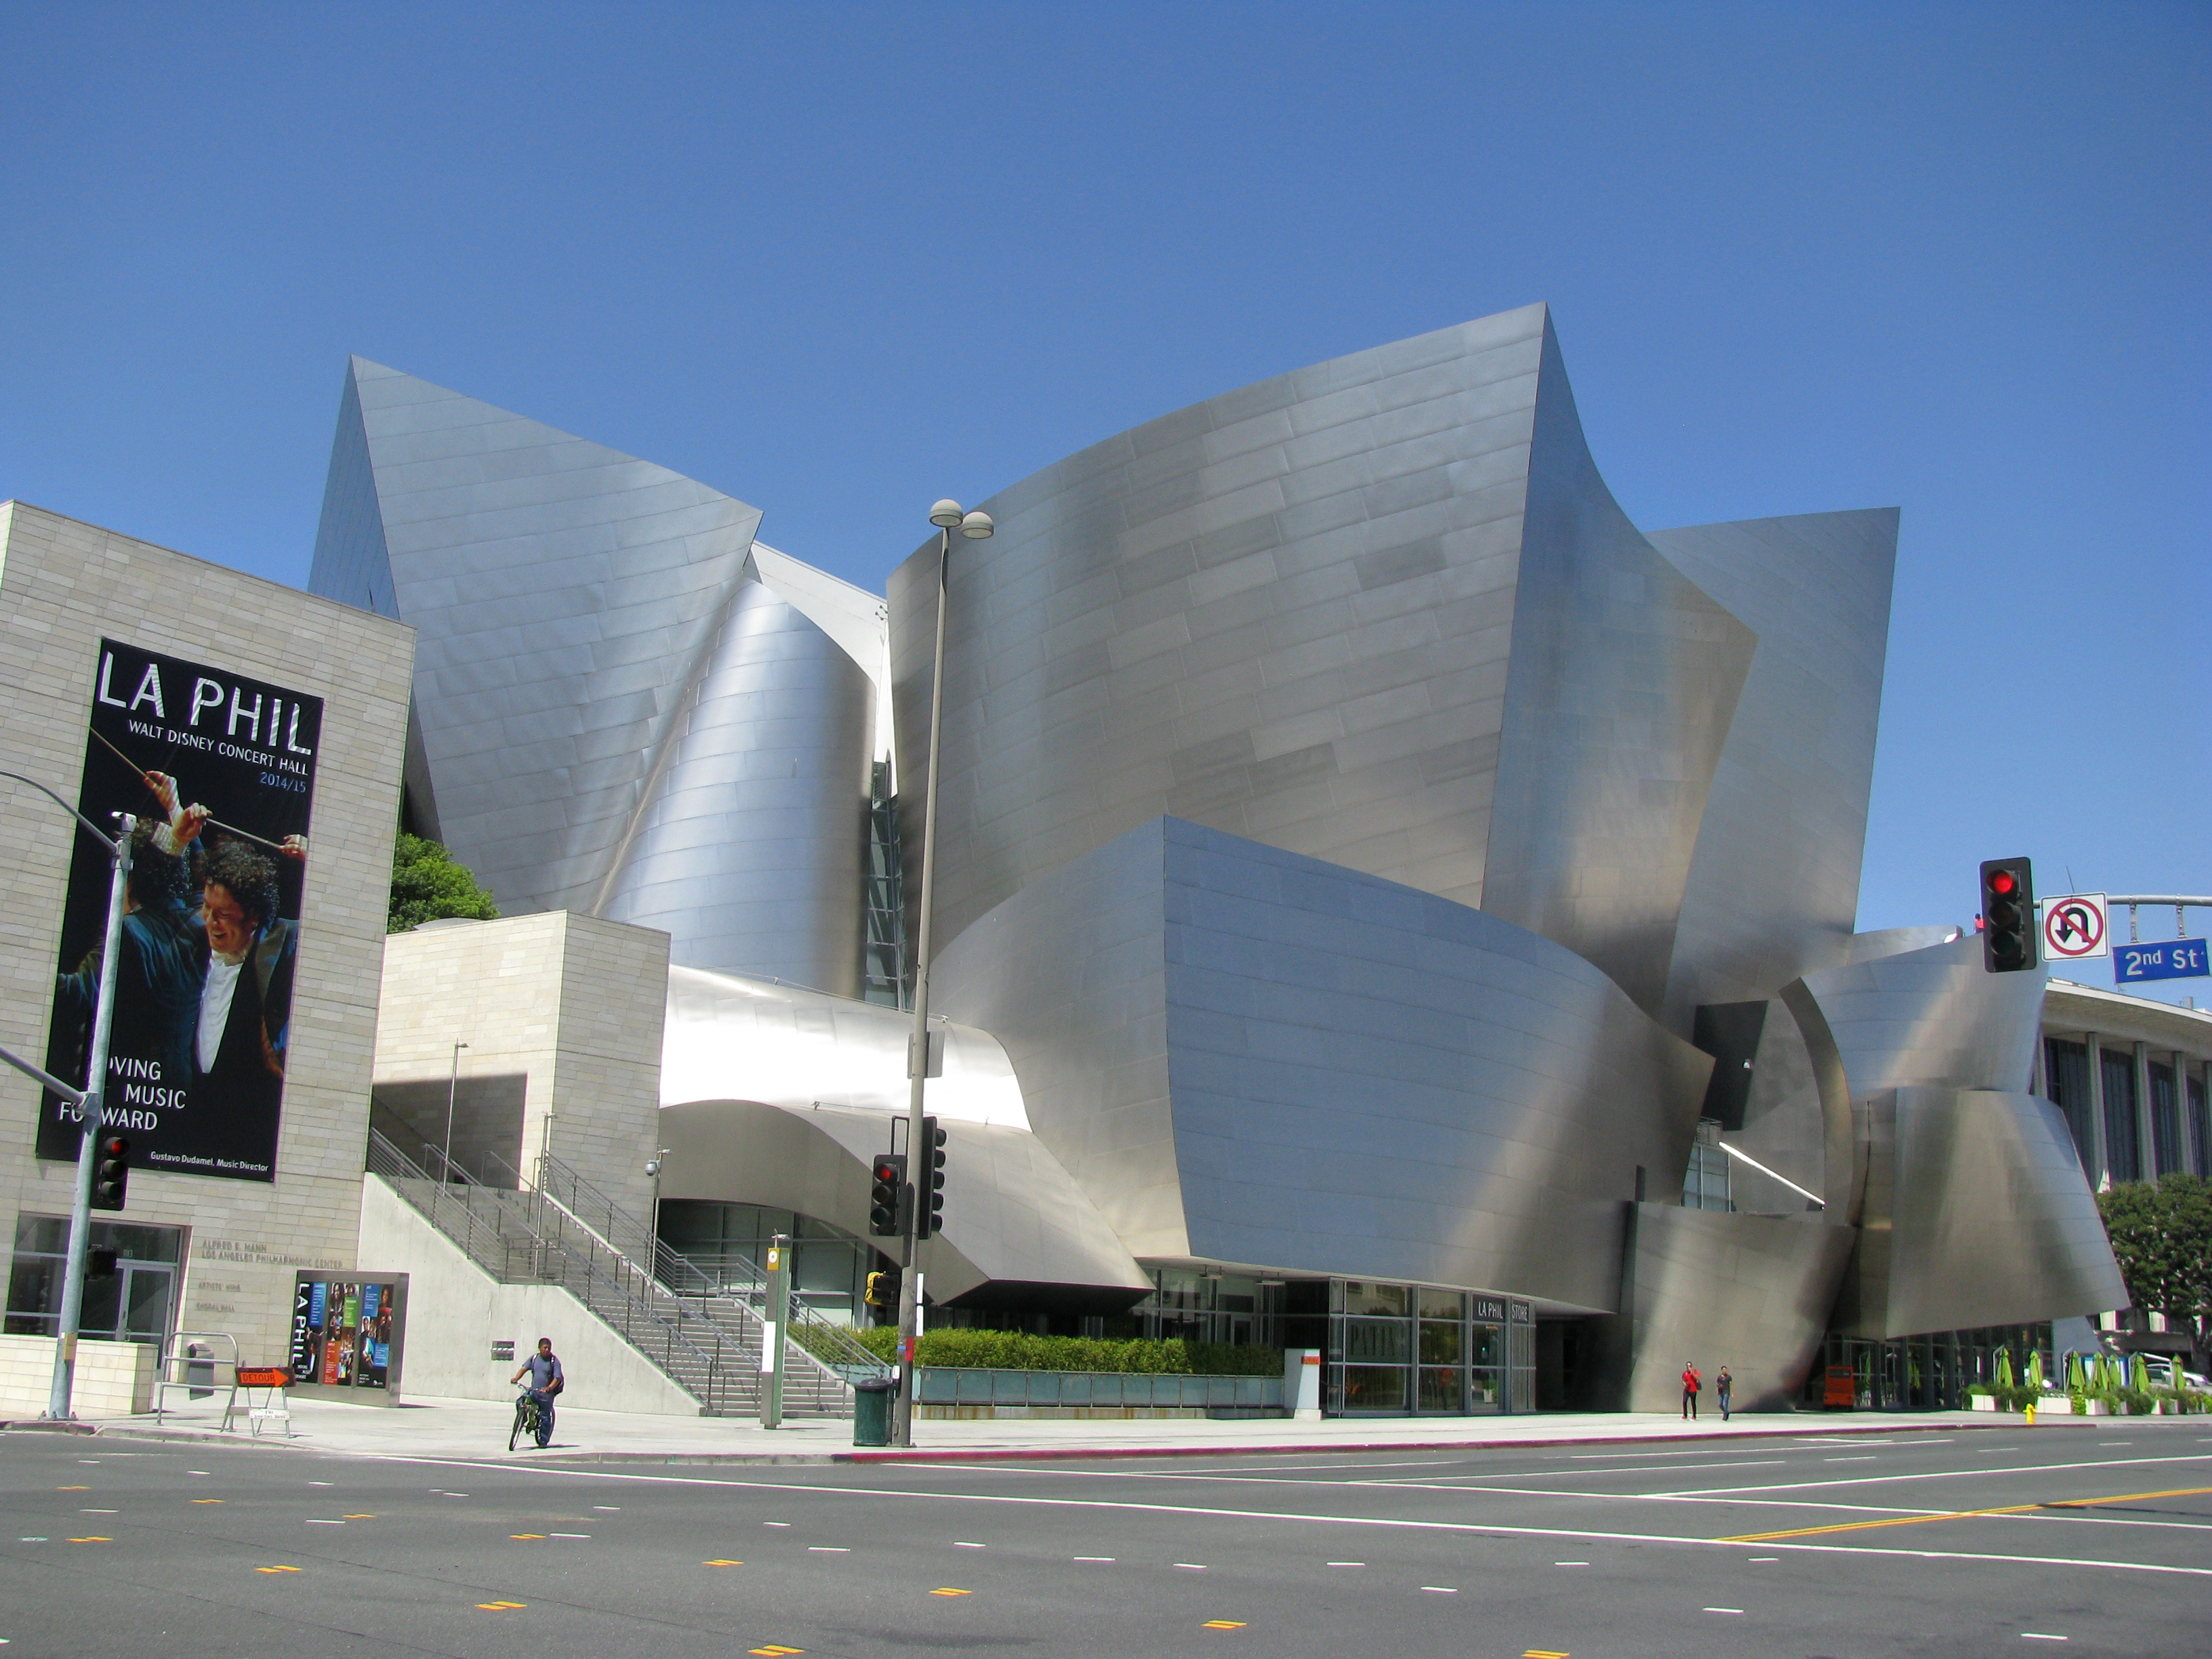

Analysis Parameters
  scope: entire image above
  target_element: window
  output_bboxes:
[2102,1050,2140,1181]
[2043,1039,2093,1174]
[1683,1137,1732,1211]
[5,1216,182,1343]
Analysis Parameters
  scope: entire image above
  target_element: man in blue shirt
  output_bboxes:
[508,1338,564,1447]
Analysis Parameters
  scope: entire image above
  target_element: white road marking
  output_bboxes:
[550,1532,589,1538]
[593,1506,620,1511]
[1174,1563,1207,1569]
[954,1541,985,1548]
[1553,1561,1588,1566]
[1652,1452,2212,1499]
[1325,1561,1364,1567]
[1748,1557,1778,1562]
[763,1521,791,1527]
[371,1455,2212,1580]
[807,1546,849,1552]
[2020,1635,2068,1642]
[1704,1606,1744,1614]
[1073,1555,1115,1561]
[1421,1584,1456,1592]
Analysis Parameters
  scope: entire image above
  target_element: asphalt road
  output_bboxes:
[3,1420,2207,1657]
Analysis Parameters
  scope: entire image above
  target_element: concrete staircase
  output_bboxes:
[367,1130,878,1417]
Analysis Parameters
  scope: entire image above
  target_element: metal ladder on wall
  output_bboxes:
[365,1130,882,1416]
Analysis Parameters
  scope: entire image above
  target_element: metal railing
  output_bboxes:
[914,1368,1284,1410]
[367,1130,758,1414]
[527,1149,890,1382]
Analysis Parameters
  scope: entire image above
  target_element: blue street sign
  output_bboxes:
[2113,939,2211,983]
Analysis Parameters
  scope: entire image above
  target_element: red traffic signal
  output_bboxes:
[91,1134,131,1212]
[867,1153,907,1237]
[1978,858,2036,974]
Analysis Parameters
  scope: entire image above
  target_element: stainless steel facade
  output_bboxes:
[889,305,1758,1018]
[308,305,2127,1409]
[309,358,882,992]
[928,816,1715,1313]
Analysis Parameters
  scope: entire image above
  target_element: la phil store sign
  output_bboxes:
[37,639,323,1183]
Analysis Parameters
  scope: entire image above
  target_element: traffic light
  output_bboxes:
[91,1134,131,1211]
[867,1153,907,1237]
[916,1117,948,1239]
[1980,857,2036,973]
[864,1266,902,1310]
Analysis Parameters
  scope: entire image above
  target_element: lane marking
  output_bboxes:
[80,1509,117,1514]
[476,1601,527,1610]
[2022,1636,2068,1642]
[749,1647,804,1655]
[762,1521,791,1527]
[930,1587,971,1595]
[1525,1650,1571,1658]
[363,1455,2212,1580]
[190,1500,223,1505]
[1824,1456,1878,1462]
[1073,1555,1115,1561]
[254,1565,298,1574]
[1553,1560,1588,1566]
[806,1546,849,1553]
[1202,1621,1246,1630]
[510,1533,547,1540]
[704,1560,743,1567]
[56,1487,87,1492]
[305,1520,344,1526]
[1175,1562,1208,1569]
[66,1538,110,1544]
[344,1514,375,1520]
[1421,1584,1458,1592]
[1704,1606,1743,1613]
[1654,1452,2212,1499]
[550,1532,589,1538]
[1325,1560,1364,1567]
[1723,1485,2212,1542]
[593,1505,621,1511]
[954,1542,985,1548]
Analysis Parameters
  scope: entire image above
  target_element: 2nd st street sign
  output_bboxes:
[2114,938,2211,984]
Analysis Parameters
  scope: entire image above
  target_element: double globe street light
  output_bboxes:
[893,498,992,1446]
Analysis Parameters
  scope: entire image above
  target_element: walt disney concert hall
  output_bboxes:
[310,302,2122,1414]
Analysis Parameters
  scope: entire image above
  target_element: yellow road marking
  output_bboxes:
[66,1537,110,1544]
[510,1533,547,1540]
[1202,1621,1247,1631]
[255,1565,299,1574]
[191,1499,224,1504]
[344,1514,375,1519]
[476,1601,527,1610]
[57,1486,87,1492]
[1525,1650,1572,1658]
[748,1647,804,1656]
[1721,1483,2212,1542]
[704,1559,744,1566]
[930,1586,972,1595]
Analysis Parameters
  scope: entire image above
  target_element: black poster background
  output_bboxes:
[37,639,322,1181]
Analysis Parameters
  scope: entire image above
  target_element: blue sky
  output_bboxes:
[3,3,2205,997]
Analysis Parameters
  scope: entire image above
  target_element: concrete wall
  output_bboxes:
[357,1176,701,1414]
[0,1334,156,1418]
[371,912,668,1218]
[0,502,413,1366]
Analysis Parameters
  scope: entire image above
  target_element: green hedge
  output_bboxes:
[845,1327,1280,1376]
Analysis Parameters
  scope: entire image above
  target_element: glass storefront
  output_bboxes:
[1327,1281,1534,1415]
[1801,1324,2051,1411]
[655,1201,892,1327]
[5,1214,182,1343]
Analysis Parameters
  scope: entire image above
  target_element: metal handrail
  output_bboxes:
[365,1130,751,1413]
[153,1330,241,1430]
[528,1149,887,1379]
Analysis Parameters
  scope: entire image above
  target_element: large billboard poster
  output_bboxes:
[37,638,323,1182]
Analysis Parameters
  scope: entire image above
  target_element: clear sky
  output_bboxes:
[3,3,2205,998]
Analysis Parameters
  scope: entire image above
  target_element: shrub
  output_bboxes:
[846,1327,1280,1376]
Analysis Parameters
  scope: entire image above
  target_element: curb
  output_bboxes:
[12,1412,2066,1467]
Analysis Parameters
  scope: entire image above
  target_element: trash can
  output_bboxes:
[853,1377,896,1447]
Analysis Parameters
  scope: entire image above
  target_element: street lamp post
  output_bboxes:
[0,771,135,1422]
[893,498,994,1448]
[441,1039,470,1181]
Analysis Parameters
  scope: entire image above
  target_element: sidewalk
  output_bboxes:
[15,1393,2040,1466]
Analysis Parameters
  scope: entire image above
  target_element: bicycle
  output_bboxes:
[509,1390,543,1451]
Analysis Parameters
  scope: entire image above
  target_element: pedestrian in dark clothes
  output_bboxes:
[1717,1364,1734,1421]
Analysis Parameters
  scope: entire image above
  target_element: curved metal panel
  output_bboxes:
[892,305,1754,1014]
[1649,510,1899,1022]
[1836,1086,2126,1338]
[1807,928,2048,1097]
[1620,1207,1858,1412]
[930,815,1715,1310]
[661,964,1029,1129]
[657,1099,1151,1308]
[600,578,874,991]
[308,358,879,987]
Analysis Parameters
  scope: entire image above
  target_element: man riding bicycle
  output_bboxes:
[508,1337,564,1448]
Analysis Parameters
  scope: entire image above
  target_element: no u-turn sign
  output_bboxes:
[2041,893,2110,960]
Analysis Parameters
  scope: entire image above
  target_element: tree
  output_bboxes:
[388,833,499,933]
[2097,1174,2212,1375]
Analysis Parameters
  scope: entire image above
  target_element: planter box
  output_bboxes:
[2036,1397,2076,1414]
[1969,1395,1999,1412]
[2081,1399,2110,1416]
